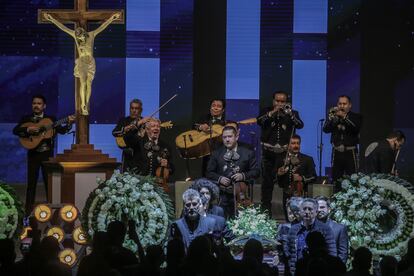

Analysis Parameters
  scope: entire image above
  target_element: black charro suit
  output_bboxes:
[124,133,174,177]
[206,144,260,218]
[257,107,304,215]
[13,113,72,215]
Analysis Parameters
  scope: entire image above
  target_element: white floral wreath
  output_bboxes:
[81,171,174,251]
[331,173,414,259]
[0,182,23,239]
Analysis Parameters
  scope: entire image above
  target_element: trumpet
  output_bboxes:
[328,106,339,119]
[283,103,292,115]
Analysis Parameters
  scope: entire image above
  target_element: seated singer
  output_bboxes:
[276,134,316,221]
[124,118,173,190]
[206,126,260,218]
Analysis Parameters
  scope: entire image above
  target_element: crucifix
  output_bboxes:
[38,1,124,144]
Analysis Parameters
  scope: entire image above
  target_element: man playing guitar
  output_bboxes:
[13,95,75,216]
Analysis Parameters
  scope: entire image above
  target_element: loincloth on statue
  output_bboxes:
[74,57,96,79]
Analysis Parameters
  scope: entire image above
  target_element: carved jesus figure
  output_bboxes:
[44,12,120,115]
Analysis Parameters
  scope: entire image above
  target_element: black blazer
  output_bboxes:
[206,144,260,183]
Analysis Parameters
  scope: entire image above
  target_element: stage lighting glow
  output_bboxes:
[59,248,77,267]
[46,226,65,242]
[34,204,52,222]
[60,204,78,222]
[72,226,87,245]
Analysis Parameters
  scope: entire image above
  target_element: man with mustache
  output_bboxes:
[257,91,304,216]
[276,135,316,221]
[13,95,75,216]
[194,99,226,176]
[170,189,216,250]
[124,118,173,177]
[323,95,362,186]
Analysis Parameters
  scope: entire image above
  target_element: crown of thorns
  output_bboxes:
[190,178,220,201]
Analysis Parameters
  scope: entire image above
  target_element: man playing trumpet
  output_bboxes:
[257,91,304,216]
[323,95,362,189]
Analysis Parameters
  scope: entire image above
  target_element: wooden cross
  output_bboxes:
[38,0,124,145]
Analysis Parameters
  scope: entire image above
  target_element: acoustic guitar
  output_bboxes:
[19,115,75,150]
[175,118,257,159]
[115,121,174,148]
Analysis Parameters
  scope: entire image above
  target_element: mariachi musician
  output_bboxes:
[323,95,362,187]
[13,95,75,216]
[112,99,151,171]
[276,134,316,221]
[194,99,226,176]
[257,91,304,216]
[124,118,174,191]
[206,125,260,218]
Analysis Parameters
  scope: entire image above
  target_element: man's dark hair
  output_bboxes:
[32,94,46,104]
[107,220,127,246]
[338,95,351,103]
[210,99,226,109]
[272,91,289,99]
[387,130,406,142]
[352,247,372,271]
[191,178,220,202]
[222,125,237,135]
[315,196,331,208]
[130,98,143,106]
[291,134,301,142]
[225,120,239,130]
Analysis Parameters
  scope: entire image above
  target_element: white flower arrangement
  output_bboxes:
[227,206,278,241]
[331,173,414,259]
[81,171,174,251]
[0,181,24,239]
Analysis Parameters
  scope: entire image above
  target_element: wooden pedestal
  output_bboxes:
[44,144,120,212]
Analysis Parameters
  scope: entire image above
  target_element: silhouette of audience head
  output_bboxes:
[242,238,264,264]
[307,257,328,276]
[107,220,127,246]
[92,231,109,253]
[39,236,61,260]
[305,231,327,254]
[187,235,212,261]
[408,237,414,262]
[0,238,16,266]
[167,238,185,264]
[352,247,372,272]
[380,256,398,276]
[146,245,164,266]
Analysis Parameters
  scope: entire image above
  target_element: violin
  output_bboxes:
[155,149,170,193]
[222,151,252,213]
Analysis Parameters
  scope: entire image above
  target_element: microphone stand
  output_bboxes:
[183,134,191,181]
[318,119,325,177]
